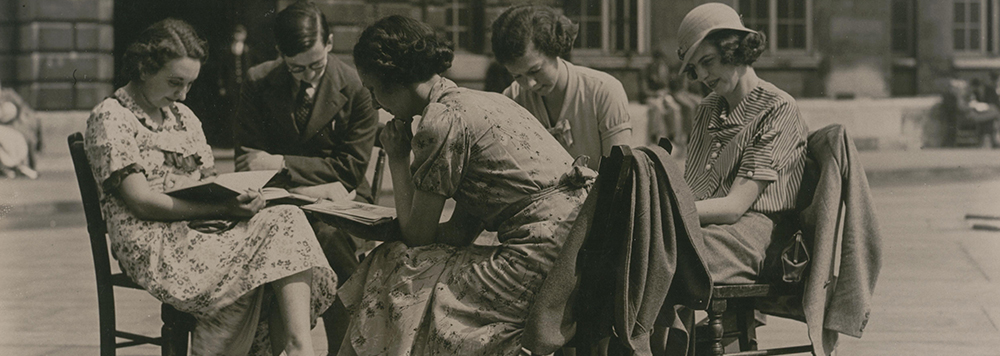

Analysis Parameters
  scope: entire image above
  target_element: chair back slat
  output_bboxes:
[369,124,387,204]
[572,145,635,343]
[67,133,115,283]
[68,132,107,237]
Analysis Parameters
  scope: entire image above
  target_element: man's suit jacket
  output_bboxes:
[235,54,379,200]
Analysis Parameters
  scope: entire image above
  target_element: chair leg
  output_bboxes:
[707,299,727,356]
[734,299,758,351]
[161,304,189,356]
[97,287,117,356]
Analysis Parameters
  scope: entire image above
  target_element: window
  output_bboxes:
[954,0,985,51]
[735,0,812,52]
[444,0,474,51]
[426,0,483,53]
[892,0,916,56]
[563,0,648,53]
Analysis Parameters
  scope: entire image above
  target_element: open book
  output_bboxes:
[302,200,396,226]
[165,170,279,201]
[261,187,320,206]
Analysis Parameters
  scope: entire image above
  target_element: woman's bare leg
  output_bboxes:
[272,269,315,356]
[269,302,287,356]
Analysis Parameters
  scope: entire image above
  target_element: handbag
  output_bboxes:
[780,230,810,283]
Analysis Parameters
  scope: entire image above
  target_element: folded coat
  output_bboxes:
[758,124,883,355]
[523,144,712,355]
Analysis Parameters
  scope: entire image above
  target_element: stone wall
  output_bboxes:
[1,0,114,110]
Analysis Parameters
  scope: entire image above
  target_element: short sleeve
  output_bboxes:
[738,101,806,182]
[84,103,145,194]
[594,77,633,145]
[410,102,470,197]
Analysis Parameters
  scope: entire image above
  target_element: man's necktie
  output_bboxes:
[294,82,314,133]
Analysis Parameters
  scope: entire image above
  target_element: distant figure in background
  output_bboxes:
[670,67,705,149]
[989,71,1000,107]
[942,77,1000,147]
[0,80,40,179]
[641,49,684,145]
[492,4,632,170]
[212,24,258,147]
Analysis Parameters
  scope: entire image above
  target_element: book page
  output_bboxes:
[214,170,280,192]
[303,200,396,225]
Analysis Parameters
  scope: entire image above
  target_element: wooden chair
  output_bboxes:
[367,124,387,205]
[694,125,866,356]
[68,132,195,356]
[698,284,812,356]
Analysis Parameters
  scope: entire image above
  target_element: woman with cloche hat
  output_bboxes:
[650,3,809,351]
[677,1,808,284]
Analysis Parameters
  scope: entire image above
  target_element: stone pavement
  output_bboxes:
[4,171,1000,355]
[4,110,1000,354]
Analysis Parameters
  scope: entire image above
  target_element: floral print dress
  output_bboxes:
[338,78,592,355]
[84,88,337,355]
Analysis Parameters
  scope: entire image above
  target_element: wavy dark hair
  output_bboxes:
[121,18,208,83]
[491,4,578,64]
[275,1,330,56]
[683,29,767,80]
[353,16,454,87]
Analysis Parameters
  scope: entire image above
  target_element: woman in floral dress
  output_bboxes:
[84,18,336,356]
[337,16,593,355]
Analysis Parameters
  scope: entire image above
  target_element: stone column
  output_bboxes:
[14,0,114,110]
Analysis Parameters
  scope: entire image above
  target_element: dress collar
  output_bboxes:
[112,87,185,132]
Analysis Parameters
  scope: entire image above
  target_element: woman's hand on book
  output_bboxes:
[225,189,265,218]
[163,172,200,191]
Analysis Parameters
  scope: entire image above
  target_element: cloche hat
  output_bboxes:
[676,3,755,75]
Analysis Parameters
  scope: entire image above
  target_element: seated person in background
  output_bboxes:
[941,77,1000,147]
[492,4,632,170]
[641,49,685,146]
[0,79,41,178]
[234,1,379,351]
[85,18,336,356]
[652,3,809,351]
[337,15,593,355]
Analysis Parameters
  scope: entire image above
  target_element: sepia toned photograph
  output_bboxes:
[1,0,998,355]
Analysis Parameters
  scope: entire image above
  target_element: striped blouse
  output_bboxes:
[683,80,808,214]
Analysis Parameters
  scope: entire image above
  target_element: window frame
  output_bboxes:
[428,0,484,54]
[891,0,917,57]
[563,0,650,55]
[953,0,989,53]
[732,0,813,55]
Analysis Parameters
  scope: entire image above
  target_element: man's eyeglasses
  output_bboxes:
[286,58,326,74]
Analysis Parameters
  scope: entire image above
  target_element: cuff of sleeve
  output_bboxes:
[739,166,778,181]
[102,163,145,195]
[604,123,633,139]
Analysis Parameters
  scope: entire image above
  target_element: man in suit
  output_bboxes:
[234,1,379,350]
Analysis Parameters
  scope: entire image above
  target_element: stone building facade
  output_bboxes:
[0,0,114,110]
[4,0,1000,112]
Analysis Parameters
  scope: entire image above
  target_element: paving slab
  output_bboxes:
[6,109,1000,355]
